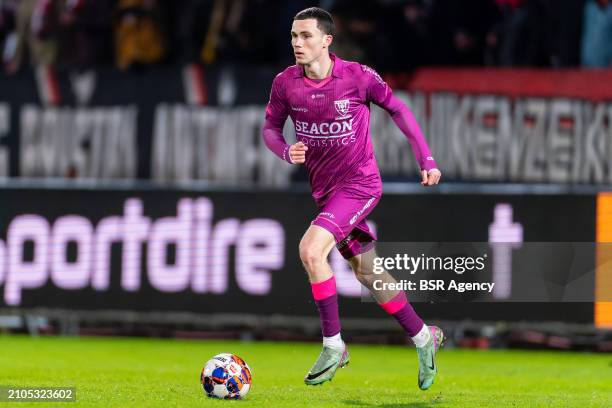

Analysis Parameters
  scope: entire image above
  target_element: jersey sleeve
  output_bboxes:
[364,65,393,107]
[263,75,292,163]
[363,65,438,172]
[266,74,289,125]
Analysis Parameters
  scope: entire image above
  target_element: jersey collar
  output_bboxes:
[293,53,344,79]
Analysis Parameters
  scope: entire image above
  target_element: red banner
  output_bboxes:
[389,68,612,101]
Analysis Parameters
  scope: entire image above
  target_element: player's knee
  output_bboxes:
[299,241,325,269]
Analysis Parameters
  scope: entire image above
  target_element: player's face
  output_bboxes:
[291,19,332,65]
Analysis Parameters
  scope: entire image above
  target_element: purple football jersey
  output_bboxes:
[263,53,437,202]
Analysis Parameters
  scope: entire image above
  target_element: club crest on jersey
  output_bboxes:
[334,99,351,119]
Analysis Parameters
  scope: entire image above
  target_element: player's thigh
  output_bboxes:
[299,224,337,260]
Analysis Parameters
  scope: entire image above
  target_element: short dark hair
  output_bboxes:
[294,7,335,35]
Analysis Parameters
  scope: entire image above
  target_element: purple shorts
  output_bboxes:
[311,188,380,259]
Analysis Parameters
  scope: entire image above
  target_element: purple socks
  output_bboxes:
[311,276,341,337]
[311,277,424,338]
[380,291,424,337]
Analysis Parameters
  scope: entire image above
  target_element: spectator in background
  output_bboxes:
[221,0,278,64]
[199,0,279,65]
[58,0,114,69]
[581,0,612,67]
[545,0,585,67]
[199,0,232,64]
[491,0,549,66]
[328,0,387,68]
[164,0,213,64]
[6,0,63,74]
[384,0,432,71]
[0,0,17,69]
[114,0,166,70]
[429,0,498,66]
[324,6,366,63]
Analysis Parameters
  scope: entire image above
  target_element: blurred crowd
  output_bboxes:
[0,0,610,74]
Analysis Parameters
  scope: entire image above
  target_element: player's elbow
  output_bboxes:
[387,107,402,119]
[389,100,409,117]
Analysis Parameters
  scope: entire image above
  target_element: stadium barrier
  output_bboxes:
[0,183,608,329]
[1,67,611,185]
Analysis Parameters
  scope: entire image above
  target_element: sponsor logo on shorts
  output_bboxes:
[337,233,354,250]
[349,197,376,225]
[318,212,335,219]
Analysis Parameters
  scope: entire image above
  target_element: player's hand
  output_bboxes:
[289,142,308,164]
[421,168,441,186]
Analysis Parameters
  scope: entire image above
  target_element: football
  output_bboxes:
[200,353,252,399]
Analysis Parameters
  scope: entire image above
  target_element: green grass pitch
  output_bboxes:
[0,335,610,407]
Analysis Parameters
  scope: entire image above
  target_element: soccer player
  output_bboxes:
[263,7,444,390]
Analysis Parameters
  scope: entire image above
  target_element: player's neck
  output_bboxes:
[303,53,333,80]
